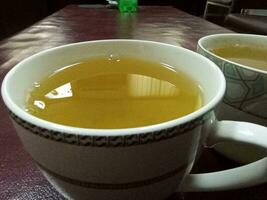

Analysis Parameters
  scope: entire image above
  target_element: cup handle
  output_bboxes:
[179,120,267,192]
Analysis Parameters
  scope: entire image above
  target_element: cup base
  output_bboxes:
[39,167,182,200]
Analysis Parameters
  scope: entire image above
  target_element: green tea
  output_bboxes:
[26,56,202,129]
[211,45,267,71]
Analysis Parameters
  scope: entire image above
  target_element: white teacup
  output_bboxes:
[198,34,267,163]
[2,40,267,200]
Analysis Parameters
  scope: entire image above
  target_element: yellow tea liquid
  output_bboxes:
[26,56,202,129]
[211,45,267,71]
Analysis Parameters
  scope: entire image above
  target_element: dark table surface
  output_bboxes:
[0,5,266,200]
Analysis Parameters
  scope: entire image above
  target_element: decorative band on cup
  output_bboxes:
[9,111,211,147]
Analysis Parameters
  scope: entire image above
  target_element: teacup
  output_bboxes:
[198,34,267,163]
[2,40,267,200]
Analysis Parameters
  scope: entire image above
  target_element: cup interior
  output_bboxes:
[2,40,225,135]
[198,33,267,74]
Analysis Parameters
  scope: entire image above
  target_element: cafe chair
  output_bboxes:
[224,0,267,35]
[203,0,233,19]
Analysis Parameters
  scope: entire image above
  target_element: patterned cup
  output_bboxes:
[2,40,267,200]
[198,33,267,163]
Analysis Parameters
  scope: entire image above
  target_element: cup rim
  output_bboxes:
[1,39,226,136]
[198,33,267,75]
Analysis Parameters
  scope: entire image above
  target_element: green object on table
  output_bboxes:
[118,0,137,13]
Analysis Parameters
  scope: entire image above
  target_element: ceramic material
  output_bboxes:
[198,34,267,163]
[2,40,267,200]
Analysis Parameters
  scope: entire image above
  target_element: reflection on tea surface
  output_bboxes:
[26,56,202,128]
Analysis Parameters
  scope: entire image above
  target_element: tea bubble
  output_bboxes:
[108,53,120,62]
[51,90,59,95]
[34,82,40,88]
[34,100,46,110]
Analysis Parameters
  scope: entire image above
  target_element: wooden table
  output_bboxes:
[0,5,266,200]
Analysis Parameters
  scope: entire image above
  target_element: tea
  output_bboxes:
[25,56,202,129]
[210,45,267,71]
